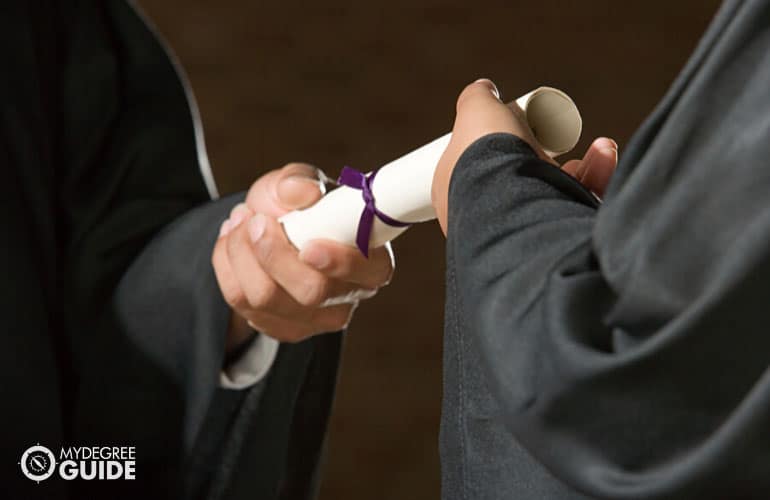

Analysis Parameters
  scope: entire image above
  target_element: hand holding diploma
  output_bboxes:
[432,79,619,234]
[212,163,394,347]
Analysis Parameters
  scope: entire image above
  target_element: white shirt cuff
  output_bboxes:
[219,333,280,390]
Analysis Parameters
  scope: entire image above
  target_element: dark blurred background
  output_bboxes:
[138,1,721,498]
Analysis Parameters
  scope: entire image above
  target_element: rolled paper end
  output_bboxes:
[516,87,582,157]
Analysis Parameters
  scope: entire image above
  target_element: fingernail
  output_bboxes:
[603,147,618,162]
[219,219,233,238]
[230,202,249,217]
[594,137,618,153]
[299,246,330,270]
[600,145,618,163]
[277,175,324,206]
[474,78,500,100]
[248,214,266,243]
[229,207,248,229]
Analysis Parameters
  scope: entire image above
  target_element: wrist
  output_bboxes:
[225,312,255,356]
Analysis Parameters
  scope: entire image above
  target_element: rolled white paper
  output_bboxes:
[280,86,582,252]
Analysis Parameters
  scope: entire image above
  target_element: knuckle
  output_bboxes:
[243,315,271,336]
[212,238,226,269]
[278,326,310,344]
[223,286,247,310]
[321,307,354,331]
[255,227,276,263]
[246,280,277,310]
[456,82,478,113]
[229,202,249,218]
[297,276,329,307]
[282,162,318,178]
[225,224,243,259]
[334,254,355,279]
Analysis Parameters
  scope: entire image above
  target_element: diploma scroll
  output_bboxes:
[280,87,582,253]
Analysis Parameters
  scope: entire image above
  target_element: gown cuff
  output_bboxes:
[219,333,280,390]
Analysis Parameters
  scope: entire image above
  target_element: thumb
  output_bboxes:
[452,79,520,148]
[433,79,548,235]
[452,79,551,164]
[246,162,325,217]
[274,163,326,210]
[563,137,618,197]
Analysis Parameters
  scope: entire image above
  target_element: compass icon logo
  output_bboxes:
[20,444,56,482]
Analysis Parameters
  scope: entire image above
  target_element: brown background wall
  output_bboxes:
[138,1,722,498]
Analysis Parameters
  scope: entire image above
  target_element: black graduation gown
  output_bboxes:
[0,2,340,499]
[442,0,770,498]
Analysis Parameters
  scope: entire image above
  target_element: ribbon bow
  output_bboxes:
[337,166,411,257]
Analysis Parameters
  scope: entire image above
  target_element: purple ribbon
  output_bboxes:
[337,166,411,257]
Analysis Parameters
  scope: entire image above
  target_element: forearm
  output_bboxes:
[446,132,770,498]
[447,132,600,418]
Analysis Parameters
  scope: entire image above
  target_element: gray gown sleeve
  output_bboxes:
[446,3,770,489]
[446,5,770,493]
[447,125,770,498]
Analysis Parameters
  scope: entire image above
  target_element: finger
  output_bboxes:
[457,78,501,106]
[433,80,512,236]
[215,215,269,349]
[249,213,361,307]
[240,309,315,343]
[213,225,242,307]
[454,80,552,163]
[216,212,358,343]
[248,303,354,343]
[561,159,583,178]
[246,163,326,216]
[216,251,269,352]
[275,162,327,209]
[310,302,356,332]
[454,79,513,138]
[576,137,618,197]
[218,202,252,238]
[435,79,561,236]
[225,215,314,319]
[298,240,394,289]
